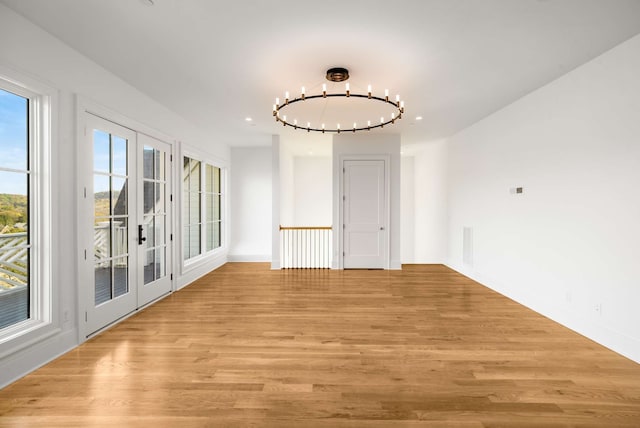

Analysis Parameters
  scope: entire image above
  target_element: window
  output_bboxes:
[183,156,224,262]
[0,88,29,330]
[0,72,52,343]
[183,156,201,260]
[205,165,222,252]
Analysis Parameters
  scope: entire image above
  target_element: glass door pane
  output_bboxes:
[137,135,172,307]
[93,130,130,305]
[142,146,166,285]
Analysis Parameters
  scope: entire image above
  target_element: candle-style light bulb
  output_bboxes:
[384,89,389,101]
[276,97,280,105]
[367,84,372,98]
[400,100,405,112]
[322,84,327,97]
[345,83,350,97]
[301,86,305,100]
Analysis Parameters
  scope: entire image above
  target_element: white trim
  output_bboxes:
[179,150,228,275]
[227,254,271,262]
[75,97,177,340]
[0,327,76,389]
[271,135,281,269]
[77,96,176,146]
[447,261,640,364]
[177,253,227,290]
[337,154,391,270]
[0,67,57,356]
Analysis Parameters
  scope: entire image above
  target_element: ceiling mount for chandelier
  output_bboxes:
[272,67,405,133]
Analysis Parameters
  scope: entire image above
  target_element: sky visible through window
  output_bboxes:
[0,89,28,192]
[0,88,28,233]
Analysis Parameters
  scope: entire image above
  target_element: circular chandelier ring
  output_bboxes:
[274,93,404,133]
[272,68,405,133]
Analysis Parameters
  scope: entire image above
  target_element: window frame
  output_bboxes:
[204,164,222,252]
[181,152,226,268]
[0,68,55,352]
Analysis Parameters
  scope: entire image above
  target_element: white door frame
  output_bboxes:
[135,134,173,308]
[337,154,391,270]
[77,97,175,340]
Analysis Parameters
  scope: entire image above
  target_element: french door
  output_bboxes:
[82,114,172,336]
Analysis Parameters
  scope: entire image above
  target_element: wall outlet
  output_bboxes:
[594,303,602,315]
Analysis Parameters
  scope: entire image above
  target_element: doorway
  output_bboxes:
[81,114,173,336]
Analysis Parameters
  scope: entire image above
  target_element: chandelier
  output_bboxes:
[272,67,405,133]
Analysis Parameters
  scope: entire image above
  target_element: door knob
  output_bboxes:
[380,226,384,230]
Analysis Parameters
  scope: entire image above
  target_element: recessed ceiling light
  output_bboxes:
[139,0,154,6]
[245,117,252,122]
[415,116,423,121]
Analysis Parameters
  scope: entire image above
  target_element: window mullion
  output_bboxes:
[200,161,206,256]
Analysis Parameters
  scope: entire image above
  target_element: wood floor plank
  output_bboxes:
[1,263,639,427]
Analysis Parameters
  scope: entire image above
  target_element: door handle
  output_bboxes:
[138,224,146,245]
[380,226,384,230]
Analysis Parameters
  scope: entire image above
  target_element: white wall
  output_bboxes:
[446,34,640,363]
[400,141,449,264]
[333,134,402,269]
[279,142,295,226]
[228,147,272,261]
[0,4,228,387]
[294,156,332,226]
[414,141,448,263]
[400,156,415,263]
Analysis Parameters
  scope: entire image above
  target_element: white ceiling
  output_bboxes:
[3,0,640,153]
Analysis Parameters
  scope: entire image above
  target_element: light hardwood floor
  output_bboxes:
[1,263,640,427]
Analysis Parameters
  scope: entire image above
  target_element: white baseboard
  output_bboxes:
[446,262,640,364]
[0,328,78,389]
[227,254,271,262]
[389,259,402,270]
[178,254,227,290]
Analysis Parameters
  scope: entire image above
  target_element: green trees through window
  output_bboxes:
[0,88,30,329]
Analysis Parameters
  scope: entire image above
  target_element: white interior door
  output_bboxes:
[343,159,387,269]
[83,114,173,336]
